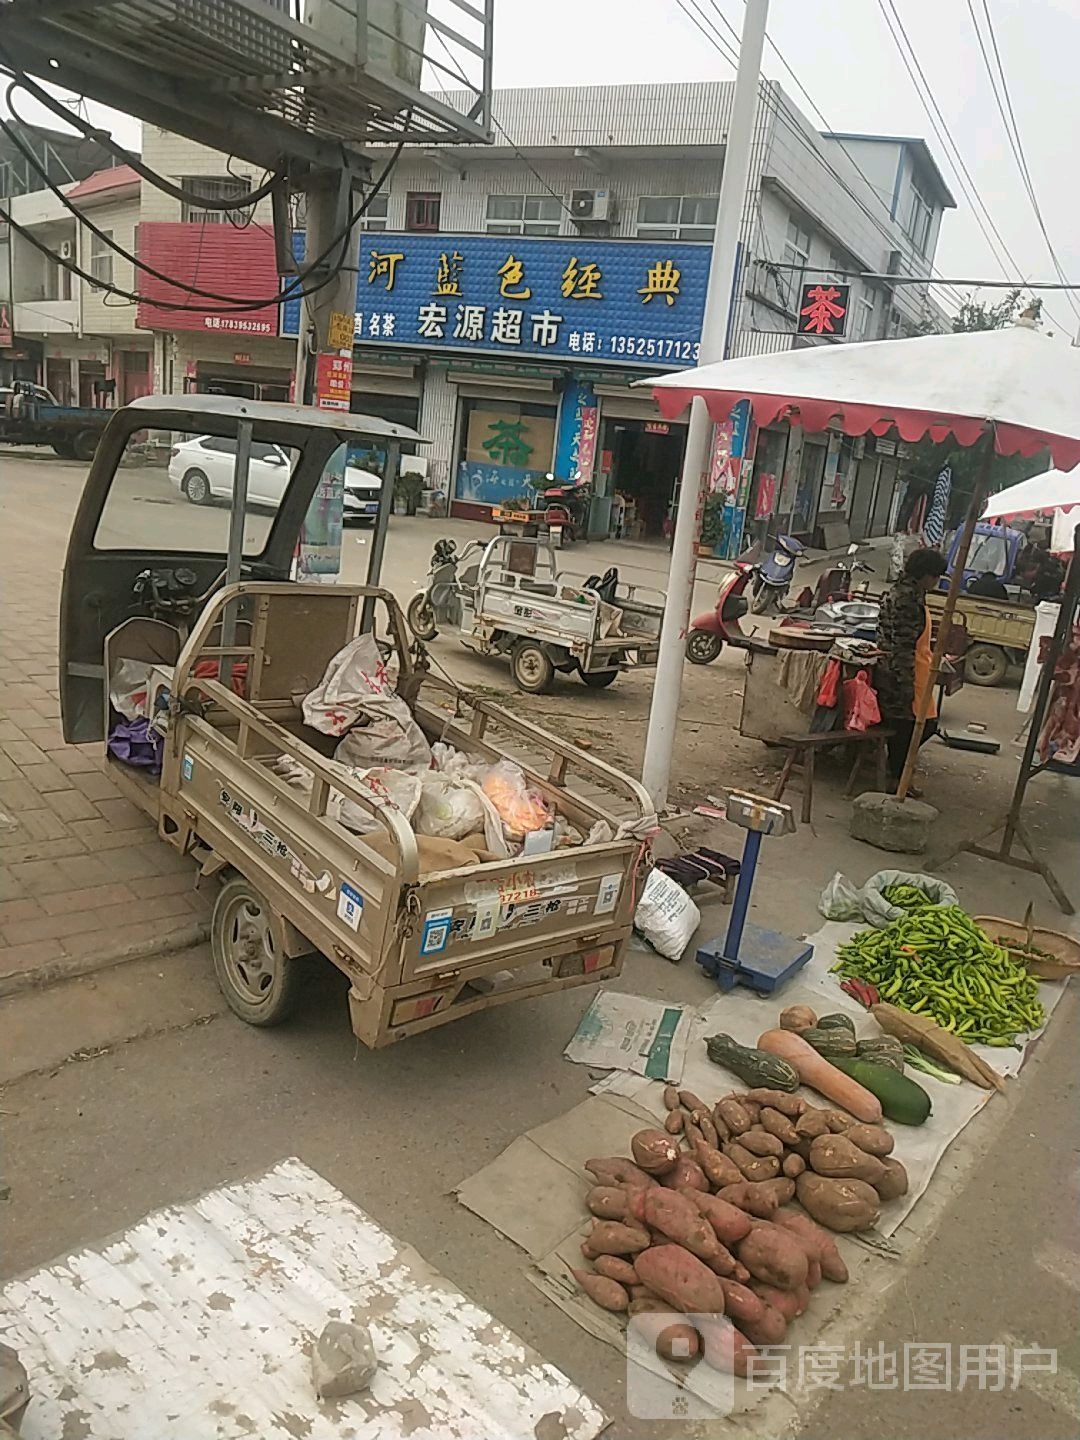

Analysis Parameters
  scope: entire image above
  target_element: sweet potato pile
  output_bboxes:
[571,1085,909,1375]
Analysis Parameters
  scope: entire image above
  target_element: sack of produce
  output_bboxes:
[860,871,957,928]
[305,633,432,769]
[634,867,700,962]
[818,872,864,922]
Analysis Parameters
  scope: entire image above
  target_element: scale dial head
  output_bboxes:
[725,789,796,836]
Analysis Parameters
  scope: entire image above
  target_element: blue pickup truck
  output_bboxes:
[0,382,112,461]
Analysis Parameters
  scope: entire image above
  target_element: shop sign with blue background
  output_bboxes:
[281,233,710,367]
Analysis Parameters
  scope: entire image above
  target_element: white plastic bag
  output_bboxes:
[818,872,865,922]
[480,760,551,839]
[415,773,485,841]
[109,658,154,720]
[304,633,431,770]
[861,870,958,928]
[333,766,422,834]
[634,867,700,962]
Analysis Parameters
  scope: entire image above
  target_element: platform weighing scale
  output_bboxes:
[695,789,813,994]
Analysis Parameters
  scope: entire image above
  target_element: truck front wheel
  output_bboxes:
[965,643,1009,687]
[211,877,302,1027]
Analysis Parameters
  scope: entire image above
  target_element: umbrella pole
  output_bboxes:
[896,430,996,800]
[954,521,1080,914]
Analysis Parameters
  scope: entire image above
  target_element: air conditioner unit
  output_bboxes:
[570,189,616,222]
[59,239,75,260]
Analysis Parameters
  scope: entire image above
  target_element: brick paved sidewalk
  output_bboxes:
[0,488,209,994]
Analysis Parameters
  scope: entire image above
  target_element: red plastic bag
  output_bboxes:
[842,669,882,732]
[816,658,841,708]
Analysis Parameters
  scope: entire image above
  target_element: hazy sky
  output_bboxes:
[10,0,1078,328]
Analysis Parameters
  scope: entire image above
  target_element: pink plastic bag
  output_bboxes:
[842,669,882,733]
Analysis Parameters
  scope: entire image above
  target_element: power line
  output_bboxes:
[965,0,1080,324]
[705,0,968,310]
[2,62,289,211]
[875,0,1071,333]
[0,139,404,313]
[677,0,962,321]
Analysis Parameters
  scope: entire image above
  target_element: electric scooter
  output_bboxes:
[748,534,806,615]
[685,563,755,664]
[406,537,485,640]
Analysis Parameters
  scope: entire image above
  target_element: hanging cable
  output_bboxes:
[0,137,405,312]
[1,59,289,210]
[965,0,1080,324]
[876,0,1071,332]
[702,0,967,311]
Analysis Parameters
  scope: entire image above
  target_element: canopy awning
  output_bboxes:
[642,321,1080,472]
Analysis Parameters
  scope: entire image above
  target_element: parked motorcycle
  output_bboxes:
[542,475,592,546]
[406,537,484,640]
[807,542,876,608]
[685,562,755,664]
[748,534,806,614]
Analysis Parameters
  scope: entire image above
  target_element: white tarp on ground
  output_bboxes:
[455,923,1065,1416]
[0,1158,606,1440]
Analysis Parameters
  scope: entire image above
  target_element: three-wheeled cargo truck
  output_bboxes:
[60,396,654,1047]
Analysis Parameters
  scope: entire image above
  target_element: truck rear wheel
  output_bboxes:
[511,640,555,693]
[211,877,301,1027]
[52,440,76,459]
[965,643,1008,686]
[580,668,618,688]
[71,429,99,462]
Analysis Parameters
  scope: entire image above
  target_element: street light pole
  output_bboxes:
[640,0,769,811]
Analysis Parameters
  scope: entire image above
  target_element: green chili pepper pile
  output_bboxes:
[832,905,1044,1046]
[882,883,937,914]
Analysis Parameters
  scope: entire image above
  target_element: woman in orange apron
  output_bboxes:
[876,547,949,793]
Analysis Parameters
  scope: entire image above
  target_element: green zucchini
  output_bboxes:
[704,1033,799,1091]
[816,1012,857,1035]
[830,1056,932,1125]
[801,1026,858,1059]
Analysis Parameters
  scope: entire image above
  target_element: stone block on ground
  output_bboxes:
[850,791,938,853]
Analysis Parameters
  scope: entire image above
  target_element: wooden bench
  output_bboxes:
[772,727,894,824]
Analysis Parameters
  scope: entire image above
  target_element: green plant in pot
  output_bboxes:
[700,492,726,551]
[394,469,425,515]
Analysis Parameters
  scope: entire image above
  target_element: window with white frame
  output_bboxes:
[779,216,811,306]
[485,194,562,236]
[88,229,114,288]
[359,191,389,230]
[853,293,875,340]
[635,195,718,241]
[907,179,932,254]
[180,174,253,225]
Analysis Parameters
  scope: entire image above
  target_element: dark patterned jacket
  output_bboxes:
[876,575,926,720]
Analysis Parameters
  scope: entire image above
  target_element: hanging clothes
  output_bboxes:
[922,463,952,549]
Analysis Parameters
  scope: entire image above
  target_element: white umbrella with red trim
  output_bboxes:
[642,319,1080,472]
[982,469,1080,555]
[638,317,1080,803]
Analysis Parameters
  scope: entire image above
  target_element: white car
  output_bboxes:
[343,466,384,526]
[170,435,386,524]
[169,435,292,508]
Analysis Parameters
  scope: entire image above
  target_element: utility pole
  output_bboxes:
[294,167,365,580]
[640,0,769,811]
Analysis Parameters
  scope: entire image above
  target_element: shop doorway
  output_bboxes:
[597,418,686,539]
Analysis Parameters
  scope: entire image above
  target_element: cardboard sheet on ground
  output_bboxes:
[563,988,694,1079]
[456,923,1065,1414]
